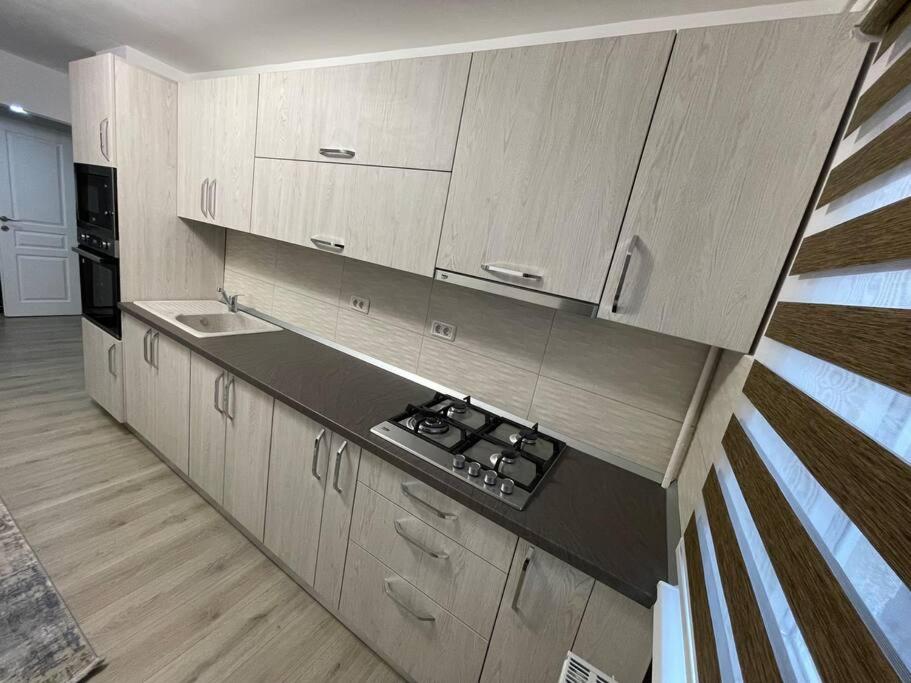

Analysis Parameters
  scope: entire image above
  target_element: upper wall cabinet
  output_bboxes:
[255,55,470,171]
[69,54,116,166]
[177,75,259,231]
[599,15,865,351]
[436,34,675,303]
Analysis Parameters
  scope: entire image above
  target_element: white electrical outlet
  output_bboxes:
[349,295,370,314]
[431,320,456,342]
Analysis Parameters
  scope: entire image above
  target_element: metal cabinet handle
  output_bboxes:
[383,577,435,622]
[99,118,110,161]
[611,235,639,314]
[333,440,347,493]
[208,178,217,219]
[511,546,535,610]
[107,344,117,377]
[310,236,345,251]
[151,332,160,368]
[400,482,457,520]
[142,329,151,364]
[319,147,356,159]
[201,178,209,218]
[213,372,225,414]
[311,428,325,481]
[393,519,449,559]
[223,375,235,420]
[481,263,543,281]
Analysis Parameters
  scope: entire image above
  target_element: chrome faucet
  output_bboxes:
[217,287,242,313]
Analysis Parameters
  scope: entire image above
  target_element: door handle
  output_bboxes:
[0,216,19,222]
[311,428,325,481]
[71,246,109,263]
[99,118,110,161]
[310,236,345,251]
[319,147,356,159]
[201,178,209,218]
[223,375,235,420]
[208,179,217,219]
[611,235,639,314]
[481,263,543,281]
[151,332,160,368]
[142,329,151,364]
[511,546,535,611]
[333,440,347,493]
[213,372,225,414]
[107,344,117,377]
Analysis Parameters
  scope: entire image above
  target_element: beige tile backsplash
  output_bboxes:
[225,230,709,476]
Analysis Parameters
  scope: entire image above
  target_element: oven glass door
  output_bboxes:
[75,165,116,235]
[78,250,120,338]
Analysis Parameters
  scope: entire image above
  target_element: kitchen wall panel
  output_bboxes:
[224,230,707,476]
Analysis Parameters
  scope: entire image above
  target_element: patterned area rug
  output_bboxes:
[0,495,102,682]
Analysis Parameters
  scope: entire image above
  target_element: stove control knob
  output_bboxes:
[467,461,481,477]
[483,470,498,486]
[500,478,515,495]
[452,454,466,470]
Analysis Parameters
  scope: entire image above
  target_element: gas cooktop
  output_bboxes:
[370,392,566,510]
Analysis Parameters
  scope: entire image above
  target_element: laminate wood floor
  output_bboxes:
[0,315,401,682]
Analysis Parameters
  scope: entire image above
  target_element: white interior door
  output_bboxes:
[0,115,80,316]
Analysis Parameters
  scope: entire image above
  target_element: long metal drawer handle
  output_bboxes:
[333,440,347,493]
[383,577,435,622]
[201,178,209,218]
[99,118,110,161]
[224,375,235,420]
[481,263,543,281]
[319,147,356,159]
[213,372,225,414]
[393,519,449,559]
[142,329,151,364]
[107,344,117,377]
[311,428,325,481]
[209,178,217,219]
[511,546,535,611]
[611,235,639,314]
[400,482,457,520]
[310,236,345,251]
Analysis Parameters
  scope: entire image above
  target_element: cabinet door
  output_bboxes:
[223,375,274,539]
[178,75,258,230]
[255,55,470,171]
[82,318,124,422]
[177,78,215,224]
[251,158,449,276]
[314,432,362,608]
[69,54,115,166]
[480,540,594,683]
[264,402,329,585]
[188,352,226,499]
[122,314,156,442]
[599,15,864,351]
[150,332,191,474]
[437,34,674,302]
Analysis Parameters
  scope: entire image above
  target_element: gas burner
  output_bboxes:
[509,427,539,445]
[446,399,469,418]
[489,447,521,467]
[413,415,449,435]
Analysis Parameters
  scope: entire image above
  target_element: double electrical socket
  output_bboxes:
[431,320,457,342]
[349,295,370,314]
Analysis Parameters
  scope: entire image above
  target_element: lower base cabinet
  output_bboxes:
[340,541,488,683]
[81,318,124,422]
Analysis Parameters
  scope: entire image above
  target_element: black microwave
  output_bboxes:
[75,163,118,244]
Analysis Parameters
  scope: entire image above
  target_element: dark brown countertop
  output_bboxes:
[121,302,668,606]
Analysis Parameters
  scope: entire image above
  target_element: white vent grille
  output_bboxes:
[559,652,618,683]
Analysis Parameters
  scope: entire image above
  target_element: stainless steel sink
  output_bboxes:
[174,312,277,336]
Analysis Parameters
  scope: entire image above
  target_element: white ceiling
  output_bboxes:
[0,0,834,74]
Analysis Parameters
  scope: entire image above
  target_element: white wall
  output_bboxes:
[0,49,70,123]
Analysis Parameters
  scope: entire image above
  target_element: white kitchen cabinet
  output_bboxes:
[69,54,116,166]
[177,75,259,231]
[437,33,674,302]
[599,15,864,351]
[122,314,190,473]
[264,402,330,585]
[313,431,361,608]
[188,352,227,503]
[255,55,470,171]
[250,157,449,276]
[81,318,123,422]
[480,540,595,683]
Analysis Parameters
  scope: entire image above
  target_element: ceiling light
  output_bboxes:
[9,104,28,115]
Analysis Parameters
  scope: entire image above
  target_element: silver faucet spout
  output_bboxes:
[217,287,242,313]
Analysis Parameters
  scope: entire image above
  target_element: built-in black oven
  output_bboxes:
[74,163,120,337]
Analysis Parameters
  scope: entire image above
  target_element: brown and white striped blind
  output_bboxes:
[679,2,911,680]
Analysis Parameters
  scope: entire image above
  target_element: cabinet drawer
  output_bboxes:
[350,483,506,637]
[358,452,516,571]
[340,541,487,683]
[255,55,470,171]
[250,157,449,277]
